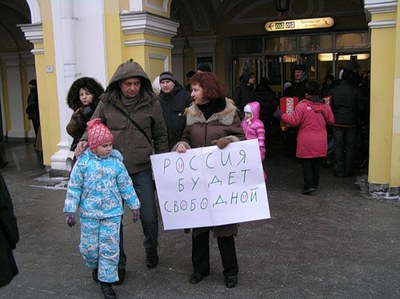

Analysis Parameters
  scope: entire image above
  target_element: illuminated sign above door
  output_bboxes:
[265,17,334,32]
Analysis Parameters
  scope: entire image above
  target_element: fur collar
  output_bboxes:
[185,98,237,126]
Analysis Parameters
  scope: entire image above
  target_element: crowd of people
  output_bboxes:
[0,58,370,298]
[67,60,370,298]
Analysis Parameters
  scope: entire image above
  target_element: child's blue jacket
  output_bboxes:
[63,148,140,219]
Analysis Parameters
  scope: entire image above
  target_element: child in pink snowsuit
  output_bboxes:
[241,101,267,179]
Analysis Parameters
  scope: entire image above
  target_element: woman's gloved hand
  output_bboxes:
[211,137,231,149]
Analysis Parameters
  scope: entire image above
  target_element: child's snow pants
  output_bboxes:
[79,216,121,283]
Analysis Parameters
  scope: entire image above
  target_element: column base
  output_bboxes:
[50,141,74,177]
[369,183,400,197]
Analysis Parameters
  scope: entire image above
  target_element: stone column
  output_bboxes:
[365,0,399,194]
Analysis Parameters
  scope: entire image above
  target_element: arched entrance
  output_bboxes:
[0,0,36,142]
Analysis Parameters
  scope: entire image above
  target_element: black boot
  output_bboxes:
[146,248,159,268]
[225,275,238,288]
[92,269,99,282]
[100,282,116,299]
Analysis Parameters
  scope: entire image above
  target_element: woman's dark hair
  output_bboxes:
[66,77,104,110]
[186,70,195,78]
[305,81,322,96]
[189,72,227,101]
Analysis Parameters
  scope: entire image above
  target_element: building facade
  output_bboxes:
[0,0,399,194]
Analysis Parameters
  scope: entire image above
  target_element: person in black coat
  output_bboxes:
[330,69,364,177]
[25,79,40,144]
[0,171,19,287]
[233,71,256,113]
[282,64,309,157]
[158,71,192,150]
[253,77,278,158]
[283,64,308,100]
[321,74,335,97]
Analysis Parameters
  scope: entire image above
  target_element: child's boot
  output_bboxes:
[92,268,99,282]
[100,282,116,299]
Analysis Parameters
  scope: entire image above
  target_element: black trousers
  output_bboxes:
[333,126,357,176]
[283,127,298,157]
[30,115,40,139]
[118,168,158,269]
[301,158,321,190]
[192,230,238,277]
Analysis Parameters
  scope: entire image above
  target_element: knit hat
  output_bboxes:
[87,118,114,153]
[243,104,252,114]
[294,64,306,72]
[159,71,176,83]
[197,64,212,72]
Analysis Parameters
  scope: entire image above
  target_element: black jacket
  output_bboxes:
[0,171,19,286]
[26,88,39,120]
[158,85,191,150]
[284,78,308,100]
[233,84,255,112]
[253,84,278,124]
[330,80,364,126]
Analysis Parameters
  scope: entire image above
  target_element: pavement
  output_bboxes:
[1,141,400,299]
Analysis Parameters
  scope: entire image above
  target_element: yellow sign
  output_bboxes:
[265,17,334,32]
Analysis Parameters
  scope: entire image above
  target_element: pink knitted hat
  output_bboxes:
[87,118,114,153]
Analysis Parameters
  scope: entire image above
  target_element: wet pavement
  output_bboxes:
[1,141,400,298]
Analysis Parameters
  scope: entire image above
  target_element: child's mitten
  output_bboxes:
[132,209,141,223]
[66,213,76,227]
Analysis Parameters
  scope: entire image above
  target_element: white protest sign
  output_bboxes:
[150,139,270,230]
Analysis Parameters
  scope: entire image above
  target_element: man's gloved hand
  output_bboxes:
[211,137,231,149]
[82,106,93,121]
[82,106,92,117]
[272,108,283,120]
[66,213,76,227]
[132,209,141,223]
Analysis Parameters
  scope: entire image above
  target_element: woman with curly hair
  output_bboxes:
[174,72,245,288]
[66,77,104,165]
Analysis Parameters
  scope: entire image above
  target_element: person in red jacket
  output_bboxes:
[274,81,334,195]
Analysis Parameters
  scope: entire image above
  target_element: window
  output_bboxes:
[299,35,333,51]
[335,33,370,49]
[264,36,296,53]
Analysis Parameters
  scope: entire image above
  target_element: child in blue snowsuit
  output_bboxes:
[63,118,140,298]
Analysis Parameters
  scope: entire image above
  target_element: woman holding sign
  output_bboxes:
[174,72,245,288]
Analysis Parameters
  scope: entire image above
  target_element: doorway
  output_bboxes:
[233,52,370,97]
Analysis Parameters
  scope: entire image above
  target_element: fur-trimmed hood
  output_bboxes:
[185,98,237,126]
[66,77,104,110]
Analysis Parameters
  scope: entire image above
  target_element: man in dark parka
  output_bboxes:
[75,60,168,283]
